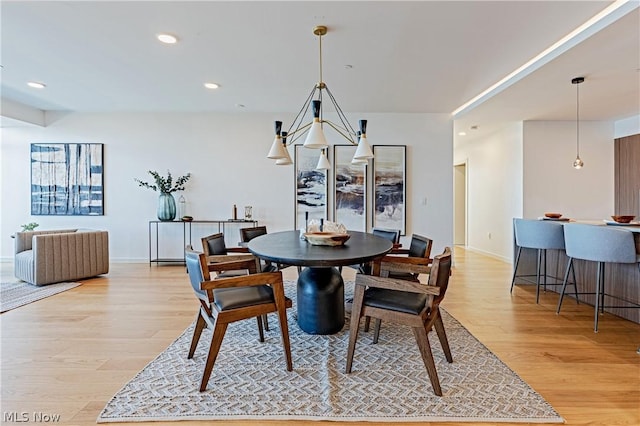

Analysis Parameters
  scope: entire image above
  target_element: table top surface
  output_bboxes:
[247,230,393,267]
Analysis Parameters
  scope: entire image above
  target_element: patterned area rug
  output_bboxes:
[98,280,563,423]
[0,281,81,313]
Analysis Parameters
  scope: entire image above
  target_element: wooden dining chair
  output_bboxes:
[346,247,453,396]
[185,248,293,391]
[239,226,297,273]
[364,234,434,338]
[201,232,252,277]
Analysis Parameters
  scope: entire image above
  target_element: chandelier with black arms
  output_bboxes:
[267,25,373,169]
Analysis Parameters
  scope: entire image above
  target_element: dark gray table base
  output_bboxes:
[297,267,345,334]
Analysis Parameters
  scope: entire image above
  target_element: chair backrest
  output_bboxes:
[372,228,401,244]
[185,246,212,308]
[240,226,268,243]
[201,233,227,256]
[513,218,565,250]
[427,247,452,307]
[407,234,433,259]
[563,223,637,263]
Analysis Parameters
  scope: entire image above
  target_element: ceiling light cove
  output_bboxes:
[27,81,46,89]
[157,33,178,44]
[204,83,220,90]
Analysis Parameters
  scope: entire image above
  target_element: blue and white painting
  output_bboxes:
[31,143,104,215]
[295,145,327,230]
[373,145,406,235]
[334,145,366,232]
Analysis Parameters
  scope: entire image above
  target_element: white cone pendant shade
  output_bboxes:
[351,157,368,165]
[304,121,329,149]
[353,135,373,159]
[268,135,287,159]
[316,149,331,170]
[276,132,293,165]
[268,121,287,159]
[353,120,373,160]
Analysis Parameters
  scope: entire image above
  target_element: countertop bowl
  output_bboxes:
[611,215,635,224]
[304,232,350,246]
[544,212,563,219]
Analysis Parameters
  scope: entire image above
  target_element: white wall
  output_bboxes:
[523,121,614,221]
[1,112,453,262]
[614,114,640,138]
[453,123,523,261]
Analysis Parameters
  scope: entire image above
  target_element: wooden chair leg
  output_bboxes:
[345,285,365,373]
[188,312,207,359]
[364,316,371,332]
[413,326,442,396]
[263,314,270,331]
[276,305,293,371]
[433,311,453,363]
[372,318,382,344]
[256,316,265,342]
[200,320,228,392]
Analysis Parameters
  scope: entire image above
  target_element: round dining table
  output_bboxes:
[248,230,393,334]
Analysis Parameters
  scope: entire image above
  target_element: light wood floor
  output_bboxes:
[1,247,638,426]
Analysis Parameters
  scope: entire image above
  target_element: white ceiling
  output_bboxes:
[2,1,639,137]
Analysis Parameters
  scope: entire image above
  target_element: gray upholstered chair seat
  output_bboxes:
[364,288,428,315]
[214,285,274,311]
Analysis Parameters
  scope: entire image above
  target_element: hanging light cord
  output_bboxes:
[576,81,580,157]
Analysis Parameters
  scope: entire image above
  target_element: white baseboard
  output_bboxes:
[463,246,511,264]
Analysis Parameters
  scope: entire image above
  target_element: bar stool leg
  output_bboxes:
[556,257,574,314]
[572,260,579,304]
[600,263,606,314]
[510,246,522,294]
[535,249,542,304]
[542,249,548,293]
[594,261,603,333]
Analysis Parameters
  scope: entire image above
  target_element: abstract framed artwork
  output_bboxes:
[31,143,104,215]
[294,145,328,229]
[333,145,366,232]
[372,145,406,235]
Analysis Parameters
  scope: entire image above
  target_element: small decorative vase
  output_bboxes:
[157,193,176,221]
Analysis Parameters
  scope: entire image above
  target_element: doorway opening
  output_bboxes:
[454,162,467,246]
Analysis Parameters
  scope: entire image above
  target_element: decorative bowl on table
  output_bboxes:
[544,213,563,219]
[304,232,350,246]
[611,215,636,224]
[181,216,193,222]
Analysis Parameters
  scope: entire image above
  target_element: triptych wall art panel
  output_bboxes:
[372,145,406,234]
[293,144,406,234]
[333,145,366,232]
[31,143,104,215]
[294,145,328,229]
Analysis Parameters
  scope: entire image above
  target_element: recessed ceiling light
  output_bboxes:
[27,81,46,89]
[204,82,220,89]
[235,103,246,108]
[458,132,467,136]
[157,33,178,44]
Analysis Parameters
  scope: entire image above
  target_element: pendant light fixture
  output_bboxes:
[267,25,374,169]
[275,132,292,165]
[572,77,585,169]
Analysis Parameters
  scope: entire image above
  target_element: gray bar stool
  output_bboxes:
[557,223,640,332]
[511,218,576,303]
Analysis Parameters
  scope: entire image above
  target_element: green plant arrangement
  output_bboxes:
[134,170,191,194]
[135,170,191,221]
[21,222,39,231]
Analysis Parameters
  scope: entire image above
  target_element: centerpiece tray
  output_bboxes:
[304,232,351,246]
